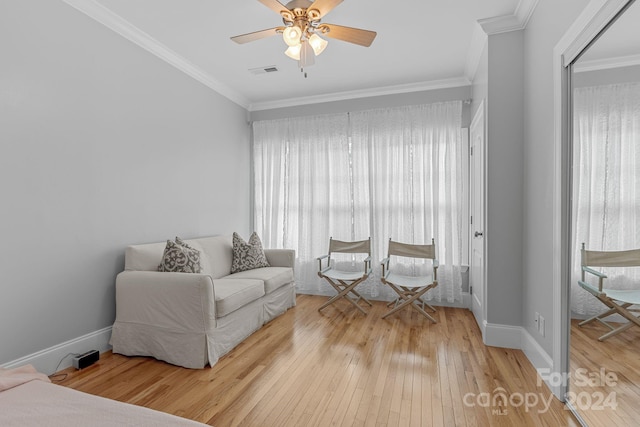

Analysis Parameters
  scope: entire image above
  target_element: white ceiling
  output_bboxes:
[69,0,530,110]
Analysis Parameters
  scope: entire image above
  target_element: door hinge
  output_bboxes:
[470,146,474,156]
[470,215,473,225]
[470,285,473,294]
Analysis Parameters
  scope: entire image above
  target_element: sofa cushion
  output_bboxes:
[187,235,233,279]
[125,238,210,273]
[125,242,167,271]
[158,240,202,273]
[213,279,265,318]
[225,267,293,294]
[231,232,270,273]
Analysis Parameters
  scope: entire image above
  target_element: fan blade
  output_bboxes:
[321,24,376,47]
[258,0,289,15]
[308,0,343,18]
[231,27,283,44]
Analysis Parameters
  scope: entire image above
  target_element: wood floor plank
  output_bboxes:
[570,318,640,427]
[56,295,580,426]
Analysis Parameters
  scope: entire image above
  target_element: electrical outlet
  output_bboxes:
[540,316,545,337]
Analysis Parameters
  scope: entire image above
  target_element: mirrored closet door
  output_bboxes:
[568,1,640,425]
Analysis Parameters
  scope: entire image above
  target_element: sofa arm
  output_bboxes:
[264,249,296,269]
[115,271,217,330]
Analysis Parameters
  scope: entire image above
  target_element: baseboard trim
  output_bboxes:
[521,328,553,371]
[484,322,553,367]
[520,328,565,399]
[483,321,522,348]
[1,327,113,375]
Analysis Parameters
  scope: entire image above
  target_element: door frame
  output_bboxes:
[469,100,487,336]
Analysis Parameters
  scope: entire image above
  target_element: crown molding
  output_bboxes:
[572,53,640,73]
[62,0,543,112]
[514,0,540,30]
[465,0,538,81]
[478,14,521,35]
[464,23,488,82]
[478,0,539,35]
[248,77,471,111]
[62,0,251,109]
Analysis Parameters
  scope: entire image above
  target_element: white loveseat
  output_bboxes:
[110,235,296,369]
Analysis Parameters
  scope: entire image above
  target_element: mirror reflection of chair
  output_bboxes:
[578,243,640,341]
[380,238,439,322]
[317,237,373,315]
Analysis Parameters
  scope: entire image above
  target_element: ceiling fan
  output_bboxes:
[230,0,376,75]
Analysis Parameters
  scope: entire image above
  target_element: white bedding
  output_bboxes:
[0,365,207,426]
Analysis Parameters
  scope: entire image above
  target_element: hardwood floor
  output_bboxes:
[570,318,640,426]
[56,295,579,426]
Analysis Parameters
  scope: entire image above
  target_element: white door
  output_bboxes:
[469,100,486,334]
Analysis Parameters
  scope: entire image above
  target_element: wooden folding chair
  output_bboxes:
[317,237,373,315]
[578,243,640,341]
[380,238,439,322]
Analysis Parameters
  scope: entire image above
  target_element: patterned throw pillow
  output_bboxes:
[175,236,194,249]
[231,232,270,273]
[158,239,202,273]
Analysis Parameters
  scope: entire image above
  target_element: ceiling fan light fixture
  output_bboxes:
[282,25,302,47]
[308,33,328,56]
[284,44,301,60]
[231,0,377,76]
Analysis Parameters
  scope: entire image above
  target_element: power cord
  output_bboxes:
[48,352,79,382]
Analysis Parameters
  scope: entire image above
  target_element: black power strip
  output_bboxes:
[72,350,99,369]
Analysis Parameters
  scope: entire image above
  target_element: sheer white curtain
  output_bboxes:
[253,113,360,292]
[572,82,640,315]
[350,103,463,302]
[253,101,463,302]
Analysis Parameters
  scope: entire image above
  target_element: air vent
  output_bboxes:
[249,65,279,75]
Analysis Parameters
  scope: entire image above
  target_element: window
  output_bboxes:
[253,101,466,302]
[571,82,640,315]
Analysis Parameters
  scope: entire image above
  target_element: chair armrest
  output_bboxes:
[264,249,295,269]
[581,266,607,292]
[582,266,607,279]
[115,271,216,330]
[317,254,329,272]
[380,257,390,277]
[364,256,372,275]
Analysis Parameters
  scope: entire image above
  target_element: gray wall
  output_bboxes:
[484,31,525,326]
[522,0,590,354]
[0,1,250,365]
